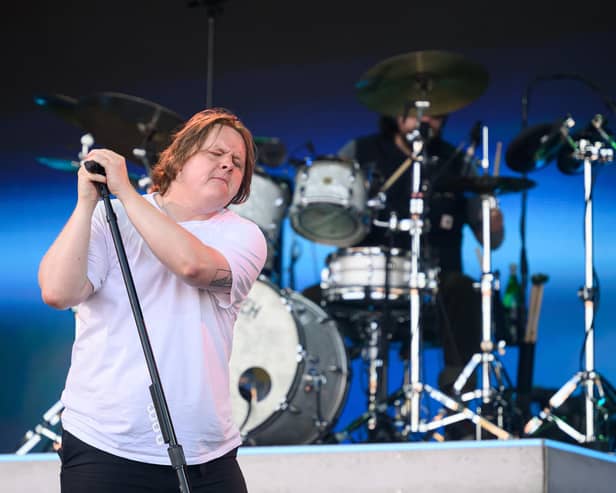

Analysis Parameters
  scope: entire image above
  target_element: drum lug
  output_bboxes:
[303,370,327,390]
[296,345,307,362]
[276,399,301,415]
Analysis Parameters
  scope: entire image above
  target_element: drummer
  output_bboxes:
[337,111,505,439]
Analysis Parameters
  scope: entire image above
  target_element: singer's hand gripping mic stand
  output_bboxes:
[82,136,191,492]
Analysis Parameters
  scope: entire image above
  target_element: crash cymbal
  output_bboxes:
[505,119,571,173]
[436,175,536,195]
[76,92,185,162]
[34,94,82,127]
[355,50,489,117]
[35,92,185,164]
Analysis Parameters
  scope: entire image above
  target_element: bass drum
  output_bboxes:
[230,277,349,445]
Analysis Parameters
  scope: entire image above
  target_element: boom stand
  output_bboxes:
[81,137,191,492]
[400,109,511,440]
[449,127,515,437]
[524,137,616,447]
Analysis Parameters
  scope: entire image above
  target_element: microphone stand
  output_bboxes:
[524,135,616,449]
[82,138,191,492]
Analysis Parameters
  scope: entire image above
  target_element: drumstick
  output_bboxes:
[380,157,412,193]
[493,141,502,177]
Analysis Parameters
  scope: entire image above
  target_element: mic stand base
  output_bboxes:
[523,371,616,450]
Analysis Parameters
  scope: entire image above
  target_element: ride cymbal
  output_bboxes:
[355,50,490,117]
[35,92,185,164]
[75,92,185,162]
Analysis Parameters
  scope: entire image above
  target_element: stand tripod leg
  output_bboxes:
[360,316,396,441]
[421,384,512,439]
[15,400,64,455]
[524,371,615,446]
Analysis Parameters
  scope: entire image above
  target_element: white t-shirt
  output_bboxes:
[61,193,267,465]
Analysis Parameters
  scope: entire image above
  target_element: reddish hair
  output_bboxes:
[150,107,256,204]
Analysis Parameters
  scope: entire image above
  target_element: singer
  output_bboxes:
[38,108,267,492]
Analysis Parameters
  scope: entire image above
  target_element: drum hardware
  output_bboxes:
[432,129,539,439]
[15,400,64,455]
[331,386,410,443]
[320,238,417,440]
[523,121,616,449]
[229,277,349,446]
[289,158,371,247]
[354,50,490,118]
[392,113,515,440]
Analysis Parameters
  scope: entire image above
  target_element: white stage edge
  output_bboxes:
[1,438,615,492]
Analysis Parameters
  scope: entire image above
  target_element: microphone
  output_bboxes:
[83,160,106,176]
[83,160,110,196]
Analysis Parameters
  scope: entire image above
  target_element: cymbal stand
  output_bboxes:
[15,401,64,455]
[449,125,514,437]
[524,136,616,447]
[394,106,511,440]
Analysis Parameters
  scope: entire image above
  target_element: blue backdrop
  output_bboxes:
[1,5,615,451]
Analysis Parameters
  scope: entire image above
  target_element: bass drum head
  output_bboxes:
[230,277,350,445]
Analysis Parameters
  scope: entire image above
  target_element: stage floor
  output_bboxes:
[2,438,616,492]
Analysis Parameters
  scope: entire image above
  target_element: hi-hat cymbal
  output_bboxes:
[35,92,185,165]
[355,50,490,117]
[436,175,536,195]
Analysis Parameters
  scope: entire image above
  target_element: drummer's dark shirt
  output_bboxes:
[338,133,479,274]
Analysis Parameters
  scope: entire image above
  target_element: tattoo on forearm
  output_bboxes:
[210,269,232,288]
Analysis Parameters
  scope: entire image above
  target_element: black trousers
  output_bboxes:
[59,431,248,493]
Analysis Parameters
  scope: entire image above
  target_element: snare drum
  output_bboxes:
[320,246,412,304]
[228,171,290,273]
[289,159,370,247]
[229,277,349,445]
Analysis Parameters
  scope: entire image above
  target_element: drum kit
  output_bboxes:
[24,48,616,454]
